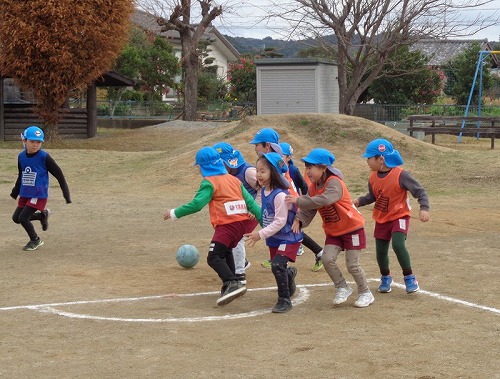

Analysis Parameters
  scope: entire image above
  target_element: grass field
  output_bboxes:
[0,114,499,378]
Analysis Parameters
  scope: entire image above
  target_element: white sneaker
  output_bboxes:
[354,291,375,308]
[333,285,353,305]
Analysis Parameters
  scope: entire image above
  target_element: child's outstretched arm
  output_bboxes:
[241,184,262,225]
[293,177,343,211]
[10,161,21,199]
[46,155,71,203]
[400,171,430,222]
[164,179,213,221]
[355,183,376,207]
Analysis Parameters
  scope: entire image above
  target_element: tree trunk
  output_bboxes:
[183,49,199,121]
[44,123,61,143]
[178,28,198,121]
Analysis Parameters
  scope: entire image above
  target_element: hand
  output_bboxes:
[244,231,261,246]
[66,199,72,204]
[352,199,360,207]
[285,195,298,205]
[10,193,17,200]
[164,209,172,220]
[248,212,256,220]
[419,210,430,222]
[292,218,301,233]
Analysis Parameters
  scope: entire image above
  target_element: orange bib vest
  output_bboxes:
[284,170,298,196]
[205,174,250,227]
[369,166,410,224]
[309,176,365,236]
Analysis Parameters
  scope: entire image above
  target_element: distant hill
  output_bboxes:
[224,35,338,58]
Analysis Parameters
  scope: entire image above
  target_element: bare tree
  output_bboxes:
[271,0,499,115]
[139,0,223,120]
[0,0,134,140]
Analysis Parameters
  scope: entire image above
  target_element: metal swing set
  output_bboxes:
[459,50,500,143]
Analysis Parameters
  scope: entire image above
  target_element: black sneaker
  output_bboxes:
[234,273,247,285]
[41,209,50,231]
[23,237,44,251]
[244,259,251,270]
[216,280,247,306]
[272,297,292,313]
[288,266,297,297]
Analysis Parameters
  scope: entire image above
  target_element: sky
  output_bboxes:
[213,0,500,42]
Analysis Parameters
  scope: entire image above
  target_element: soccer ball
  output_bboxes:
[175,244,200,268]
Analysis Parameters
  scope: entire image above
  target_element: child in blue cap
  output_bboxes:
[250,128,325,272]
[353,139,430,294]
[245,152,303,313]
[286,148,375,308]
[213,142,260,284]
[164,146,262,306]
[11,126,72,251]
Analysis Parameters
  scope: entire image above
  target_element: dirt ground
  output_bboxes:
[0,114,499,378]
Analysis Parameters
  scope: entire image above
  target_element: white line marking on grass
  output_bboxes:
[390,282,500,314]
[0,280,498,323]
[35,287,310,323]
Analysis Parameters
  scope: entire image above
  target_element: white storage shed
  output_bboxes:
[255,58,339,115]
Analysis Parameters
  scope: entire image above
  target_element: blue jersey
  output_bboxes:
[18,150,49,199]
[261,187,303,247]
[234,162,257,198]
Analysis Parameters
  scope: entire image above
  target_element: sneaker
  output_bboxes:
[234,273,247,285]
[216,281,247,306]
[404,274,420,293]
[23,237,44,251]
[296,245,304,256]
[272,297,292,313]
[333,285,353,305]
[261,260,272,269]
[378,275,393,293]
[41,209,51,231]
[288,266,297,297]
[354,291,375,308]
[244,259,251,270]
[312,255,323,272]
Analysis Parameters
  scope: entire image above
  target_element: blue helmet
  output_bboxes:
[23,126,44,142]
[279,142,293,156]
[362,139,404,168]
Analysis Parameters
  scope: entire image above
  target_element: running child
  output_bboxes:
[164,146,262,306]
[286,148,375,308]
[10,126,72,251]
[249,128,324,272]
[213,141,260,284]
[245,152,303,313]
[353,139,430,294]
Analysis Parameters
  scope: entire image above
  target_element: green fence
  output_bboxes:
[353,103,500,123]
[96,100,500,123]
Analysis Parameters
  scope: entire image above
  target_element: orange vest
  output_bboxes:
[309,176,365,236]
[205,174,250,227]
[284,170,298,196]
[369,166,410,223]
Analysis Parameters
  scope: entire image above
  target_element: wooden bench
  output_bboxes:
[407,115,500,149]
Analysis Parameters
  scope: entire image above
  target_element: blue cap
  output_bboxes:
[301,148,343,179]
[250,128,280,144]
[261,152,289,188]
[262,152,288,173]
[279,142,293,156]
[194,146,228,177]
[22,126,44,142]
[362,139,404,168]
[213,142,246,168]
[249,128,282,155]
[301,148,335,166]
